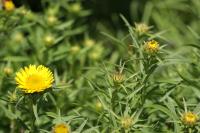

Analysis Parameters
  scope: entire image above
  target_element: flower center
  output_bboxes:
[185,114,196,122]
[182,112,198,125]
[26,74,43,90]
[54,124,69,133]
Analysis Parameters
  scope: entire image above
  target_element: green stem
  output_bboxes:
[10,120,15,133]
[29,97,36,133]
[111,89,118,111]
[188,128,192,133]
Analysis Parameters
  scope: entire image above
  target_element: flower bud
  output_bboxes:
[70,45,80,54]
[144,40,159,54]
[69,3,82,13]
[13,32,24,43]
[84,39,95,47]
[3,67,13,75]
[47,15,58,25]
[44,35,55,46]
[121,116,133,129]
[112,72,124,85]
[95,100,103,112]
[135,23,150,35]
[8,91,17,102]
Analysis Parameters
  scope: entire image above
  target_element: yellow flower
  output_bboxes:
[4,0,15,11]
[15,65,54,93]
[144,40,159,54]
[182,112,198,126]
[135,23,150,35]
[53,123,70,133]
[121,116,133,129]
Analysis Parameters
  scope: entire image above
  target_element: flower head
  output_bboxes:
[53,123,70,133]
[144,40,159,54]
[15,65,54,93]
[182,112,198,126]
[4,0,15,11]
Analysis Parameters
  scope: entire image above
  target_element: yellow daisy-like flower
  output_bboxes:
[182,112,198,126]
[15,65,54,93]
[4,0,15,11]
[144,40,159,54]
[53,123,70,133]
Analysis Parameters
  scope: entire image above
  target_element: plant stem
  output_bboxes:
[29,96,36,133]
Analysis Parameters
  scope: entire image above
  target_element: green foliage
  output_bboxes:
[0,0,200,133]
